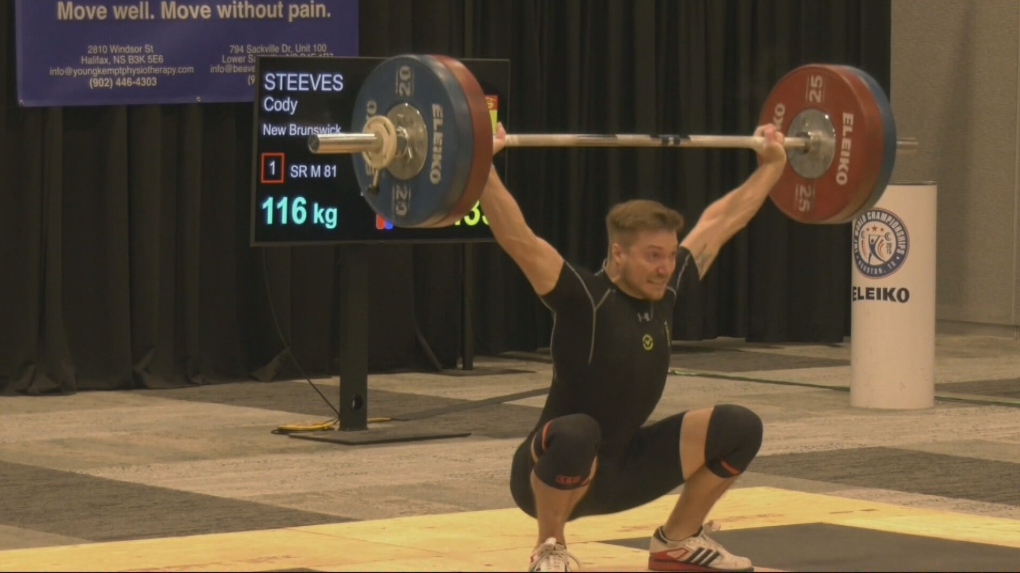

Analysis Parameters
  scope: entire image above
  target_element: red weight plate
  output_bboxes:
[758,64,887,224]
[428,55,494,228]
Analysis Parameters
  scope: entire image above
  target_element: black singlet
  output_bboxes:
[531,248,700,454]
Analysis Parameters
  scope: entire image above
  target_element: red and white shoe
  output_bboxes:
[648,521,754,572]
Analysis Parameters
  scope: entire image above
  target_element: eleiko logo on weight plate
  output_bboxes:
[852,208,909,278]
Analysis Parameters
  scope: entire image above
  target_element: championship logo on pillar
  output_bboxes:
[852,208,909,278]
[849,183,936,411]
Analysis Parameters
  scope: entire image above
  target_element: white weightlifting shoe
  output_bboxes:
[648,521,754,572]
[529,537,581,572]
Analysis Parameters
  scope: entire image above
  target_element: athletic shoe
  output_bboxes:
[648,521,754,571]
[529,537,581,572]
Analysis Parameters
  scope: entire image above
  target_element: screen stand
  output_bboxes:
[338,243,368,431]
[289,244,471,447]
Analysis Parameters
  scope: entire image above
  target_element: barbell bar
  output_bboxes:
[307,54,917,228]
[312,131,919,154]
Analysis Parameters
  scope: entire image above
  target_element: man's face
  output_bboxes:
[612,229,678,301]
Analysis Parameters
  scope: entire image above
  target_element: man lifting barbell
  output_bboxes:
[307,53,918,572]
[481,122,785,572]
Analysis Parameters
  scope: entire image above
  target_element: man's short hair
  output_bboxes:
[605,199,685,250]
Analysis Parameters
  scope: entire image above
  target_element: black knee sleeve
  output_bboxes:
[704,404,763,479]
[531,413,601,490]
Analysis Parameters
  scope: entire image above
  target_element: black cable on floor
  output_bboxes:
[261,249,341,432]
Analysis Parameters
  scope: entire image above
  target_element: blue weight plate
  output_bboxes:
[838,65,898,216]
[352,54,479,228]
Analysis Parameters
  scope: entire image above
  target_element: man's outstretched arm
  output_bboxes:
[479,124,563,296]
[680,124,788,279]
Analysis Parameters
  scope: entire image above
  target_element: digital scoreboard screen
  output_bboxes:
[250,56,509,245]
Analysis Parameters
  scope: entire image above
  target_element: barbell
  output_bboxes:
[308,54,918,228]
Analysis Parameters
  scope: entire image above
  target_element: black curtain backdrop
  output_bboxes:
[0,1,891,394]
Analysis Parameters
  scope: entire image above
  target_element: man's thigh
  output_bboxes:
[571,412,689,519]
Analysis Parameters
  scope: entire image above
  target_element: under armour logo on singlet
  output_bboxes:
[638,312,651,322]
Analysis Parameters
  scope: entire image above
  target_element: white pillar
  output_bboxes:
[850,182,937,410]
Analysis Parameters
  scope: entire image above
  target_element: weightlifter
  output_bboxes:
[480,122,787,572]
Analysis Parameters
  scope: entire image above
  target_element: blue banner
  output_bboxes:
[14,0,359,107]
